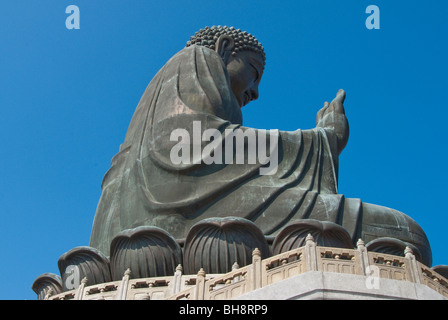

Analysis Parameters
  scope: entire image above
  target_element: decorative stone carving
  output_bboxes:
[272,219,354,255]
[109,226,182,280]
[183,217,270,275]
[57,246,112,291]
[32,273,62,300]
[365,237,423,263]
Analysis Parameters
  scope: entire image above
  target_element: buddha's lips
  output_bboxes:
[243,92,251,106]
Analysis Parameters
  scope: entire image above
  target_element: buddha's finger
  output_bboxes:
[317,101,330,123]
[331,89,346,114]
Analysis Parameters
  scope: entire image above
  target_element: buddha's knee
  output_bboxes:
[360,202,432,266]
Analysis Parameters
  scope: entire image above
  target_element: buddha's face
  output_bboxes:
[225,51,264,108]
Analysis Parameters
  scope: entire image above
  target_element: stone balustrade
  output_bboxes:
[44,236,448,300]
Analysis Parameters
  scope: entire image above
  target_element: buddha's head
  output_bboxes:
[186,26,265,108]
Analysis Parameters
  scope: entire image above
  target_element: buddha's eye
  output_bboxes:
[249,63,259,81]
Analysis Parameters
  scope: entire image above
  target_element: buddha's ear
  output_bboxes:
[215,35,234,64]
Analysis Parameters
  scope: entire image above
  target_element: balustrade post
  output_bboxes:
[404,246,422,284]
[195,268,206,300]
[356,239,371,275]
[74,277,87,300]
[305,234,319,271]
[232,262,241,283]
[44,288,54,300]
[115,268,131,300]
[251,248,263,291]
[172,264,183,295]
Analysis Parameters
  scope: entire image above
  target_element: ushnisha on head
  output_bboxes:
[186,26,265,108]
[186,25,266,64]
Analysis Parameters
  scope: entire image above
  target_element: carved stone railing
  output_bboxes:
[47,236,448,300]
[420,264,448,297]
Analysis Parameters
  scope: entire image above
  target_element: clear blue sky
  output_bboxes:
[1,1,447,300]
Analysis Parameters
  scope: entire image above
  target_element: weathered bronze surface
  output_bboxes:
[89,26,432,266]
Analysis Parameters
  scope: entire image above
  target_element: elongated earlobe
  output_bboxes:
[215,35,235,64]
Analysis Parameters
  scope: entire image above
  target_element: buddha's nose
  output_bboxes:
[250,85,259,101]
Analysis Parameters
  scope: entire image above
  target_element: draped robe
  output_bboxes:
[89,45,362,255]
